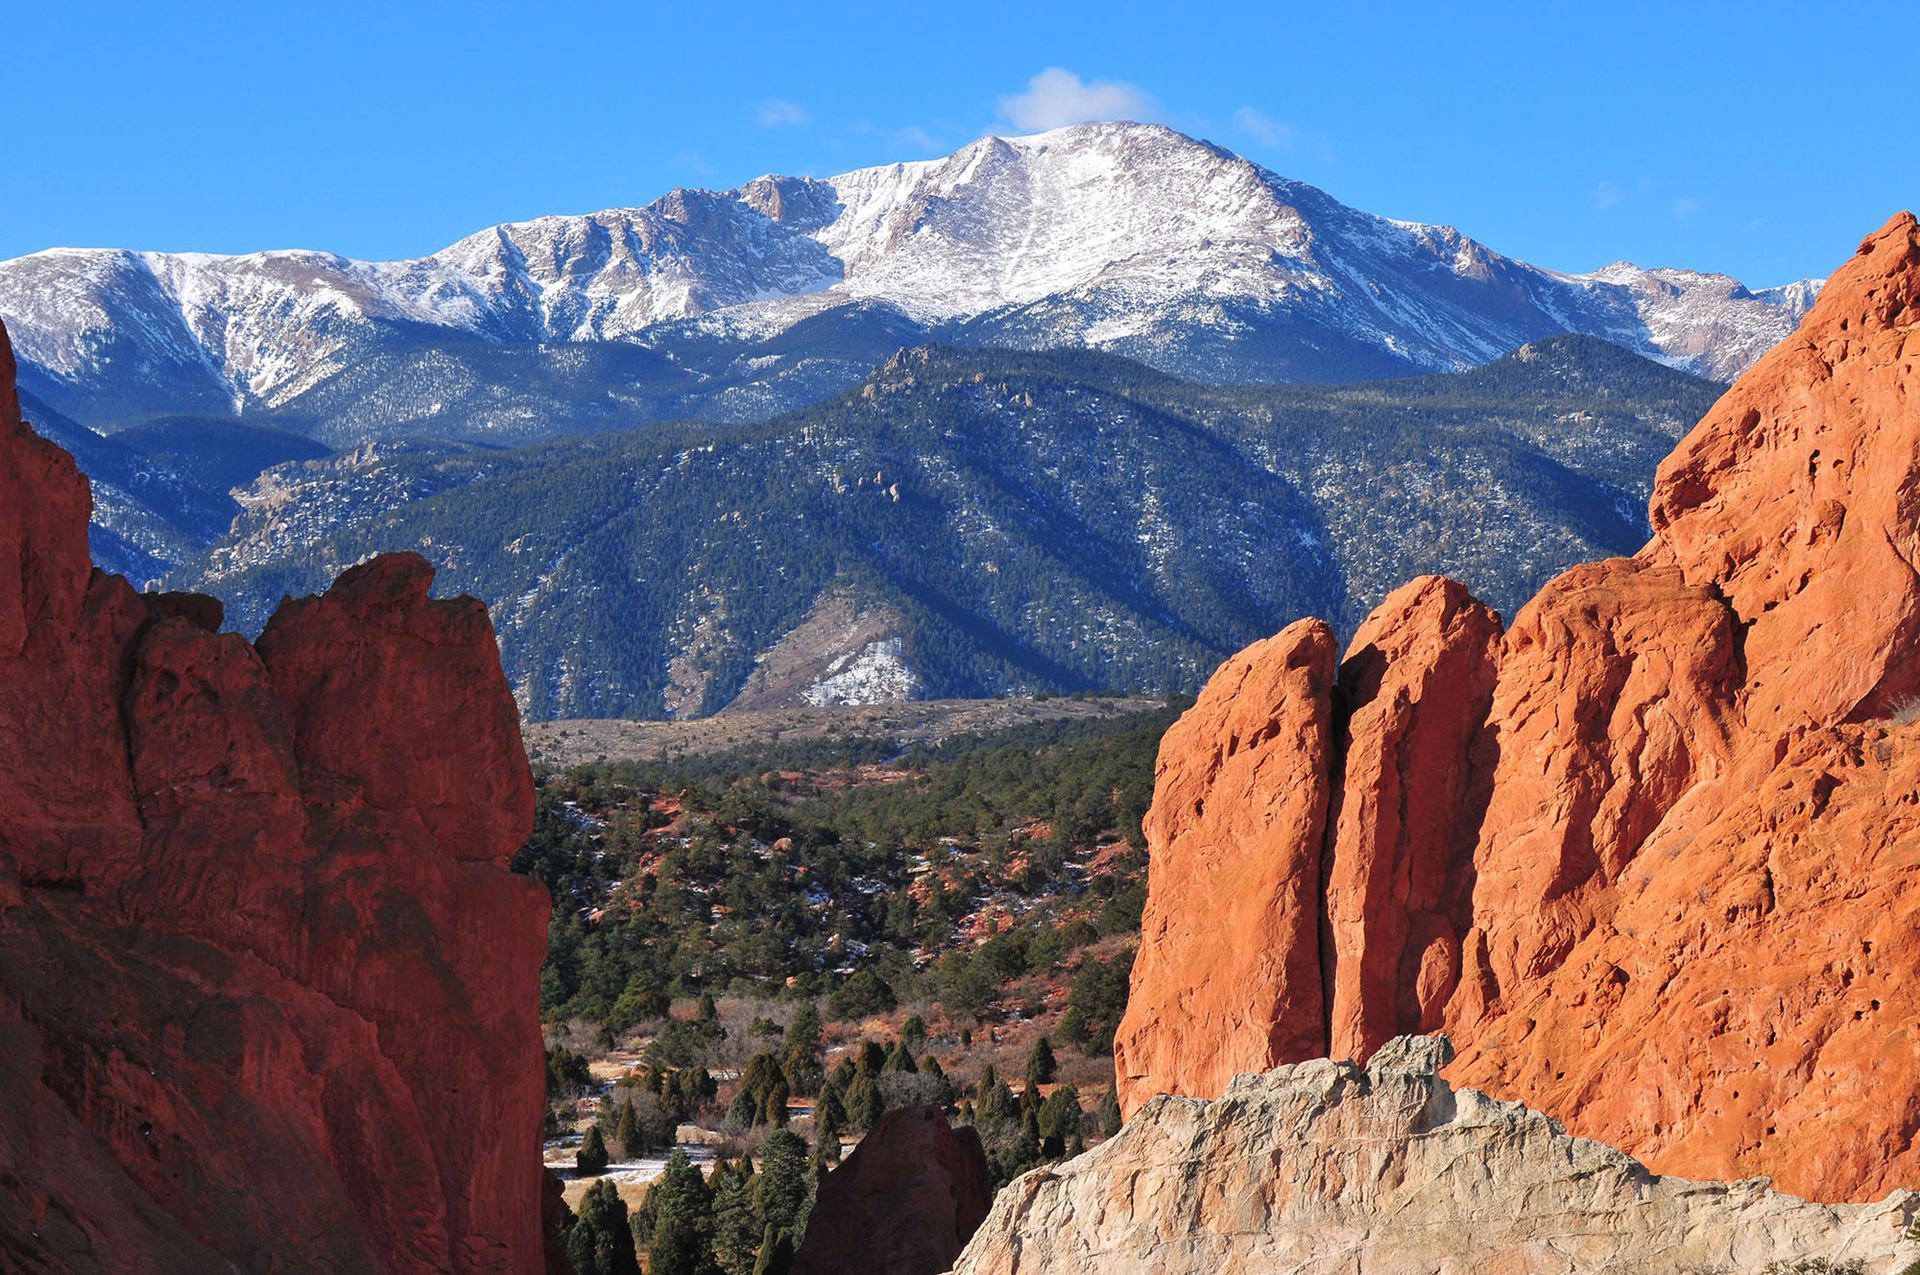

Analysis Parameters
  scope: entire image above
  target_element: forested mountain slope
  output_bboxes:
[181,335,1722,719]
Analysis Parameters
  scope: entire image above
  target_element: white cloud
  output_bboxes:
[1592,181,1625,213]
[1233,107,1299,149]
[893,125,942,154]
[756,99,809,127]
[1673,195,1705,218]
[997,68,1157,132]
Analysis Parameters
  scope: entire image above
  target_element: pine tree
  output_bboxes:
[566,1177,640,1275]
[856,1040,886,1077]
[755,1129,814,1239]
[647,1150,717,1275]
[711,1164,761,1275]
[845,1071,884,1133]
[1024,1035,1057,1085]
[612,1096,641,1159]
[882,1040,918,1073]
[576,1124,610,1175]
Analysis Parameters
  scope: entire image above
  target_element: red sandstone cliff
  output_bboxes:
[0,320,552,1271]
[1115,211,1920,1203]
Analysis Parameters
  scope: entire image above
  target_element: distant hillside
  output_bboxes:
[177,335,1723,720]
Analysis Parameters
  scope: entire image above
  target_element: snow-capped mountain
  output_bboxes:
[0,122,1816,436]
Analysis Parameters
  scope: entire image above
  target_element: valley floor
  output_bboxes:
[523,694,1165,768]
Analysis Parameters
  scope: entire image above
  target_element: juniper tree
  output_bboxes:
[1024,1036,1057,1085]
[754,1129,814,1239]
[1099,1085,1123,1137]
[576,1124,610,1175]
[646,1150,717,1275]
[566,1177,640,1275]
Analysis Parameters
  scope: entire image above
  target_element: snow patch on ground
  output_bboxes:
[803,638,918,706]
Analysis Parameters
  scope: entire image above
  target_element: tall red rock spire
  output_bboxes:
[1116,212,1920,1202]
[0,317,553,1272]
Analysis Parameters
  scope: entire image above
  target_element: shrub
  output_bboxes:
[826,969,897,1021]
[878,1068,956,1112]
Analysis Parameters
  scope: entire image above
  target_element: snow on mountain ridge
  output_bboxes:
[0,121,1809,420]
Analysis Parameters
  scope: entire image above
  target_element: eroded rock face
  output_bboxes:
[1114,619,1337,1111]
[1322,576,1501,1063]
[953,1036,1920,1275]
[795,1105,992,1275]
[1117,212,1920,1202]
[0,317,551,1273]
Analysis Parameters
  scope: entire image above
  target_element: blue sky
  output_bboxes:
[6,0,1912,285]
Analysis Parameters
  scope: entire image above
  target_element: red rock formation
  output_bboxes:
[1117,211,1920,1202]
[0,317,551,1272]
[1322,576,1500,1062]
[1116,619,1337,1110]
[793,1105,992,1275]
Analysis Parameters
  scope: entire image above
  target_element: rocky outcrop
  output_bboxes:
[1115,212,1920,1202]
[1321,576,1501,1063]
[1119,620,1338,1108]
[0,319,551,1272]
[795,1106,992,1275]
[954,1036,1920,1275]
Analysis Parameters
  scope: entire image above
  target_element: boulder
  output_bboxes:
[953,1036,1920,1274]
[794,1106,991,1275]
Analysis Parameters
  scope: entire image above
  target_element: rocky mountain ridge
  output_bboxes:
[0,123,1812,440]
[1113,211,1920,1202]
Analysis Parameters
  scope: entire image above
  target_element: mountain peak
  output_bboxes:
[0,126,1821,425]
